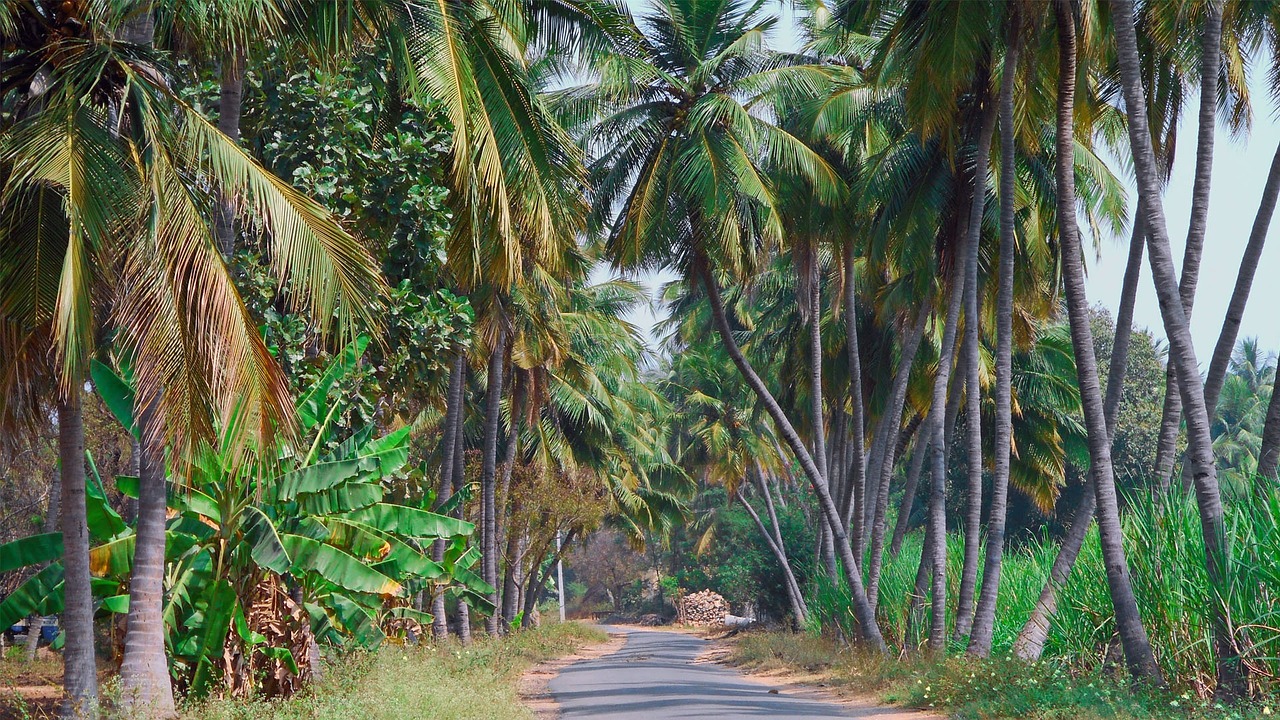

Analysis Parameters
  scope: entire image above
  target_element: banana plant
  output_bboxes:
[0,337,493,697]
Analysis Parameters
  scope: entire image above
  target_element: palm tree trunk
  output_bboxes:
[496,374,523,630]
[1151,0,1223,491]
[451,382,473,647]
[521,529,578,628]
[737,488,807,627]
[1056,0,1163,683]
[954,307,984,640]
[215,47,246,259]
[926,94,996,651]
[842,243,870,564]
[432,353,465,641]
[1259,376,1280,478]
[889,430,930,559]
[480,324,508,636]
[1014,205,1146,661]
[700,263,886,651]
[58,396,99,719]
[118,409,175,717]
[1203,141,1280,417]
[1111,0,1242,695]
[967,14,1020,654]
[805,262,842,579]
[867,309,929,603]
[905,497,935,650]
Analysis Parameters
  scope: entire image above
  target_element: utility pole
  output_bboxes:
[555,531,566,623]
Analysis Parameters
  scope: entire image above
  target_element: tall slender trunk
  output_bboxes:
[867,309,929,603]
[215,48,246,259]
[954,306,984,640]
[451,389,473,646]
[737,488,807,627]
[480,324,508,636]
[59,397,98,719]
[894,370,962,559]
[905,495,935,650]
[700,264,886,650]
[496,374,523,630]
[889,429,930,559]
[521,529,578,628]
[1203,142,1280,417]
[1056,0,1163,683]
[1111,0,1242,695]
[926,95,996,651]
[967,15,1020,655]
[1260,376,1280,479]
[805,261,841,578]
[1152,0,1222,490]
[432,353,465,640]
[842,243,870,564]
[1014,205,1146,661]
[119,408,175,717]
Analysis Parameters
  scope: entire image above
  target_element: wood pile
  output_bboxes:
[678,590,728,626]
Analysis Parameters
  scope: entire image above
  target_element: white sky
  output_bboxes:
[603,3,1280,366]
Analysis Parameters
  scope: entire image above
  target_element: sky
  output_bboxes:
[604,3,1280,367]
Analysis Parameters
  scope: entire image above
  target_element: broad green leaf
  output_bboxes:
[383,606,433,624]
[0,533,63,573]
[84,471,127,541]
[360,426,412,476]
[329,592,384,649]
[0,564,64,628]
[296,482,384,516]
[297,336,369,431]
[274,458,371,502]
[189,580,237,699]
[100,595,129,614]
[451,563,496,597]
[281,534,401,596]
[342,503,473,539]
[244,506,291,575]
[117,476,220,522]
[88,534,136,577]
[90,359,137,437]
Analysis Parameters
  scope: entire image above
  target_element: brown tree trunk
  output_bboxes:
[58,396,99,719]
[215,48,246,259]
[700,264,886,651]
[842,243,869,563]
[1057,0,1164,684]
[480,324,508,636]
[432,353,466,640]
[967,12,1020,654]
[119,408,175,717]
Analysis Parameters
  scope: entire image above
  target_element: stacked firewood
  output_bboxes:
[678,590,728,626]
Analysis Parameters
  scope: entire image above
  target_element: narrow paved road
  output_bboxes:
[549,626,874,719]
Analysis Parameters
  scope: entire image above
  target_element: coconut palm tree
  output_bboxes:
[1055,0,1162,684]
[1109,0,1242,694]
[564,0,886,648]
[0,3,385,713]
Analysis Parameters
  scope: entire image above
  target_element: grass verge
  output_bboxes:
[728,631,1277,720]
[183,621,606,720]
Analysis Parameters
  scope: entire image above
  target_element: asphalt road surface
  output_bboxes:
[548,626,865,719]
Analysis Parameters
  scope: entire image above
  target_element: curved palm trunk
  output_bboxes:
[1110,0,1242,695]
[432,353,466,640]
[214,48,245,259]
[451,389,473,646]
[481,325,508,636]
[842,243,869,563]
[1203,142,1280,418]
[1152,1,1223,490]
[954,308,983,640]
[753,464,806,624]
[1015,202,1146,661]
[889,430,930,559]
[521,529,578,628]
[700,264,886,651]
[805,262,841,579]
[927,96,996,652]
[737,489,807,627]
[1057,0,1163,683]
[58,396,98,719]
[968,16,1020,654]
[867,309,929,604]
[1259,377,1280,478]
[119,410,175,717]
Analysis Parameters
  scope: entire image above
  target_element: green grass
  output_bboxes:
[180,621,605,720]
[729,631,1278,720]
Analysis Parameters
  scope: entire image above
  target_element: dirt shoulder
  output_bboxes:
[518,627,626,720]
[701,630,945,720]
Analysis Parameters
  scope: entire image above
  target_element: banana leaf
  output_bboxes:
[296,481,383,516]
[341,504,473,540]
[297,336,369,431]
[189,579,237,699]
[84,468,127,540]
[90,358,137,437]
[117,476,220,522]
[328,592,384,649]
[274,458,373,502]
[0,563,64,628]
[280,534,401,596]
[320,518,445,580]
[243,506,291,575]
[383,606,433,624]
[0,532,62,574]
[99,595,129,614]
